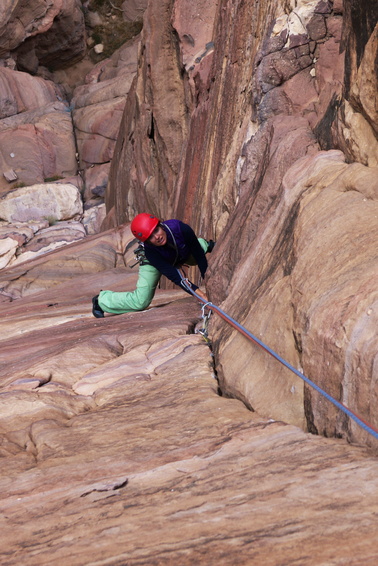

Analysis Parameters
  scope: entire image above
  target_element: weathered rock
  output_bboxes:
[0,183,83,223]
[106,0,197,223]
[105,0,378,450]
[210,150,378,448]
[83,162,110,200]
[172,0,217,74]
[82,203,106,235]
[0,217,91,269]
[0,67,61,119]
[0,0,86,71]
[0,0,59,56]
[12,221,87,266]
[0,0,377,561]
[71,37,139,184]
[73,97,126,168]
[0,101,78,194]
[0,236,17,269]
[0,226,127,300]
[3,169,17,182]
[0,219,49,242]
[0,228,378,564]
[122,0,148,22]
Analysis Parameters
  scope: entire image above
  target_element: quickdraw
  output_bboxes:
[179,275,378,442]
[196,302,212,342]
[130,243,147,268]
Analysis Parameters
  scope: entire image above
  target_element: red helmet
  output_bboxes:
[131,213,159,241]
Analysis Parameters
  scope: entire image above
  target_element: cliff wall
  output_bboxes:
[107,0,378,446]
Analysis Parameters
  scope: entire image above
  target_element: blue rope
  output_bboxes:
[180,275,378,441]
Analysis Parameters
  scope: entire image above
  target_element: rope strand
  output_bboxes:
[181,277,378,441]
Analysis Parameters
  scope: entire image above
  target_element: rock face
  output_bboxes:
[0,3,140,265]
[0,0,378,562]
[0,0,86,69]
[1,229,378,564]
[107,0,378,448]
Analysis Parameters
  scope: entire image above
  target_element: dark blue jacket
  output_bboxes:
[144,220,207,291]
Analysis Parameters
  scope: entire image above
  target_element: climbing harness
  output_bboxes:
[179,275,378,442]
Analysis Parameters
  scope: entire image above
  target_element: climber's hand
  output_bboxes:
[195,288,208,302]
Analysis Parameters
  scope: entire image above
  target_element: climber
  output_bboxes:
[92,213,214,318]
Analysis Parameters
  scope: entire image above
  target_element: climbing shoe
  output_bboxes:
[92,295,104,318]
[207,239,216,253]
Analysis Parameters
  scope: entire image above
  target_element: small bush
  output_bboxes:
[43,216,59,226]
[44,176,64,182]
[92,20,143,58]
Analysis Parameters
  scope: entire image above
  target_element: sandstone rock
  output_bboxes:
[0,5,377,562]
[17,0,86,71]
[210,149,378,447]
[0,219,49,243]
[0,236,17,269]
[0,67,61,119]
[12,221,87,266]
[0,0,59,56]
[82,203,106,235]
[0,227,378,563]
[0,183,83,223]
[121,0,148,22]
[172,0,217,74]
[83,162,110,200]
[335,99,378,167]
[3,169,17,182]
[73,97,126,168]
[105,0,377,450]
[0,227,127,300]
[0,101,78,194]
[70,38,139,188]
[106,0,216,224]
[83,36,140,84]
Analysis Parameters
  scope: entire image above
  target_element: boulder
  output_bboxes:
[0,183,83,223]
[0,67,61,119]
[0,236,17,269]
[0,0,86,71]
[83,163,110,200]
[82,203,106,235]
[0,101,78,194]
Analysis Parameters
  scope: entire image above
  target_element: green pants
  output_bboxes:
[98,238,209,314]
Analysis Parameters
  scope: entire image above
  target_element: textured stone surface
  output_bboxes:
[0,1,377,562]
[0,101,78,194]
[210,150,378,447]
[122,0,148,22]
[0,67,61,119]
[82,203,106,235]
[104,0,378,449]
[0,0,86,70]
[0,183,83,223]
[0,229,378,564]
[71,37,139,190]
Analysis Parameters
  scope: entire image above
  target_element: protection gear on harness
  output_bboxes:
[131,213,159,242]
